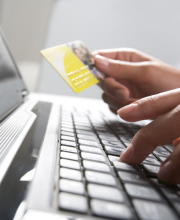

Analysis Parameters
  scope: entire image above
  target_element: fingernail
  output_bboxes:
[115,89,127,100]
[95,55,109,67]
[120,144,133,163]
[158,160,174,183]
[117,103,138,116]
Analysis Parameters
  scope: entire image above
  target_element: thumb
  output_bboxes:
[94,54,151,82]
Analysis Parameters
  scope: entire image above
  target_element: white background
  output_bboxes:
[1,0,180,99]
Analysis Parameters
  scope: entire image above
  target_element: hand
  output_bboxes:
[118,89,180,184]
[93,49,180,114]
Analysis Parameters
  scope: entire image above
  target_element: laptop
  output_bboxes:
[0,28,179,220]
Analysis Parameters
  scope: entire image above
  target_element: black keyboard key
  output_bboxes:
[150,178,169,187]
[60,152,78,161]
[153,149,170,157]
[97,131,114,136]
[148,154,157,159]
[75,125,93,131]
[102,140,123,147]
[59,193,88,213]
[160,188,180,201]
[76,130,95,136]
[105,146,125,156]
[77,134,98,141]
[159,156,167,162]
[142,157,161,166]
[91,122,106,127]
[99,135,118,141]
[60,159,80,170]
[125,184,162,201]
[120,136,132,144]
[85,171,117,186]
[155,146,166,151]
[133,199,178,220]
[81,152,108,163]
[61,131,74,137]
[108,155,120,162]
[59,179,85,195]
[143,164,160,176]
[118,171,149,185]
[61,122,73,127]
[74,121,91,126]
[61,127,74,133]
[91,199,133,220]
[80,145,103,154]
[61,146,77,154]
[88,184,125,203]
[164,144,174,152]
[60,168,82,181]
[113,161,138,173]
[78,139,100,148]
[94,126,110,132]
[83,160,111,173]
[61,140,76,147]
[61,135,76,141]
[61,124,74,129]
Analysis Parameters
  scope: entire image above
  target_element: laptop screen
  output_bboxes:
[0,28,27,122]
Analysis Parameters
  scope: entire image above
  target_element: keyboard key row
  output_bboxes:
[59,113,179,219]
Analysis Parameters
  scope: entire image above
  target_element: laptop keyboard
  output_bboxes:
[58,108,180,220]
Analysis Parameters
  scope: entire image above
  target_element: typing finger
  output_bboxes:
[120,104,180,165]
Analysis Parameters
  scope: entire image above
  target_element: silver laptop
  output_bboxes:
[0,28,179,220]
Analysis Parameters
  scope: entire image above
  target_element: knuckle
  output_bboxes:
[143,62,152,74]
[143,62,157,78]
[129,49,139,60]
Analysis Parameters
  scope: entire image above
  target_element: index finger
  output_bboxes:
[93,48,153,62]
[118,89,180,122]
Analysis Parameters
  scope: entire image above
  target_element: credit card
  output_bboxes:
[41,41,106,93]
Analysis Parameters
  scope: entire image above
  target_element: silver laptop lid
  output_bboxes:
[0,28,27,122]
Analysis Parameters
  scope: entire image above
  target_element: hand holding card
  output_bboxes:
[41,41,106,93]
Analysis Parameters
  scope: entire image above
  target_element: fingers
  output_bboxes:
[94,54,153,82]
[120,104,180,165]
[99,77,130,100]
[158,144,180,184]
[93,48,154,62]
[102,93,137,112]
[118,89,180,122]
[109,106,118,114]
